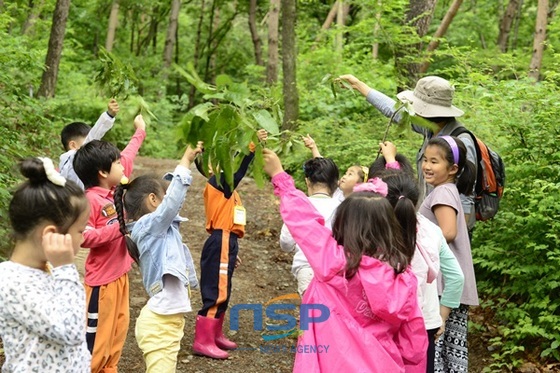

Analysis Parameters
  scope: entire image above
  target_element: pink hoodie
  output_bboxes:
[272,172,427,373]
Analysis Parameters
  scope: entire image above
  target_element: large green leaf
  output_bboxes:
[252,109,280,134]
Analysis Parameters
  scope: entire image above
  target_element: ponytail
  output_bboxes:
[379,171,419,263]
[114,183,140,263]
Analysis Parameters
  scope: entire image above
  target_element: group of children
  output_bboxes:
[0,73,478,373]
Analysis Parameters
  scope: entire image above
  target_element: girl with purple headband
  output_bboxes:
[418,136,477,373]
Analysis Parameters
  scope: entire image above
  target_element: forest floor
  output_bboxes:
[0,156,530,372]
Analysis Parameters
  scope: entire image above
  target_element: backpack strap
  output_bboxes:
[450,126,483,195]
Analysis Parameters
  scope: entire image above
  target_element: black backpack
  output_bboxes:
[451,127,506,221]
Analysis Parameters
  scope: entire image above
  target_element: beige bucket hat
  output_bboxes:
[396,76,464,118]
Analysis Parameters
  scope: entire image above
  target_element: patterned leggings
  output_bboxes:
[434,304,469,373]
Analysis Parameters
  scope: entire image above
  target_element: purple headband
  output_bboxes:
[353,177,388,197]
[439,136,459,165]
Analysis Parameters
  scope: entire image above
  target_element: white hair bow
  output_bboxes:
[38,157,67,187]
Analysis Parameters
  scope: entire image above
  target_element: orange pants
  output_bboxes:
[85,273,130,373]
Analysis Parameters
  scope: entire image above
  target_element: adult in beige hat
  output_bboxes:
[337,74,476,224]
[339,74,477,373]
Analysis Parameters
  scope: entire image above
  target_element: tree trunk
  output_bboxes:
[266,0,280,85]
[511,0,524,50]
[105,0,119,52]
[249,0,263,66]
[281,0,299,130]
[372,0,382,59]
[163,0,181,69]
[37,0,71,98]
[394,0,437,91]
[419,0,463,73]
[188,0,206,109]
[335,0,344,53]
[21,0,45,35]
[497,0,521,52]
[528,0,548,81]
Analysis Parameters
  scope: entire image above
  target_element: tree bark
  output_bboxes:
[266,0,280,84]
[419,0,463,73]
[281,0,299,130]
[497,0,521,52]
[188,0,206,109]
[163,0,181,69]
[105,0,119,52]
[335,0,344,53]
[394,0,437,91]
[528,0,548,81]
[249,0,263,66]
[21,0,45,35]
[37,0,71,98]
[372,0,382,59]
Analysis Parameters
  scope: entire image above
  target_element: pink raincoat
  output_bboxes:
[272,172,427,373]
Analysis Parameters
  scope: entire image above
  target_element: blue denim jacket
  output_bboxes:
[128,166,198,297]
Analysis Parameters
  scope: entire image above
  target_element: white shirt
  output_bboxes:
[0,261,90,372]
[279,195,340,280]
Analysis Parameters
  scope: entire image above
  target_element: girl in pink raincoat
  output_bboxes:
[263,149,427,373]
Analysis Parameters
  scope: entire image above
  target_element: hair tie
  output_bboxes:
[120,176,130,185]
[398,195,405,200]
[353,177,388,197]
[360,166,369,183]
[38,157,66,187]
[439,136,459,165]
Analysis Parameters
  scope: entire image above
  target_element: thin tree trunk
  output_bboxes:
[163,0,181,69]
[335,0,344,53]
[419,0,463,73]
[105,0,119,52]
[394,0,437,91]
[175,21,181,95]
[528,0,548,81]
[497,0,521,52]
[281,0,299,130]
[266,0,280,84]
[37,0,71,98]
[249,0,263,66]
[372,0,382,59]
[21,0,45,35]
[188,0,206,109]
[511,0,524,50]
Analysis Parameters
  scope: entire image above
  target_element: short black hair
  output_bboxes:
[61,122,91,151]
[73,140,121,189]
[303,157,339,195]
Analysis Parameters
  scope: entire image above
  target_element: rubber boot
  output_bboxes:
[192,315,229,359]
[215,313,237,350]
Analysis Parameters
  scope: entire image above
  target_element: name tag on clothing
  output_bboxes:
[233,206,246,225]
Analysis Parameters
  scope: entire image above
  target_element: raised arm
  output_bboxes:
[263,149,346,281]
[84,99,119,144]
[120,114,147,177]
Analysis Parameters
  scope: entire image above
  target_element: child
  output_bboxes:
[193,129,267,359]
[73,114,146,373]
[302,134,367,201]
[113,142,203,372]
[59,99,120,189]
[0,157,91,372]
[418,136,478,373]
[279,157,340,295]
[263,148,428,372]
[379,170,465,373]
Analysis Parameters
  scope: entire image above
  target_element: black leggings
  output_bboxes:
[426,327,438,373]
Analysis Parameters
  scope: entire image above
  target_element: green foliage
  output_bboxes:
[175,63,283,189]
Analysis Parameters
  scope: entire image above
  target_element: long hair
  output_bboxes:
[9,158,88,241]
[427,136,476,195]
[114,174,166,263]
[377,171,419,262]
[331,191,409,277]
[303,157,339,195]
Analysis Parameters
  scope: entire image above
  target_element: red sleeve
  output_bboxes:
[82,223,122,248]
[120,128,146,177]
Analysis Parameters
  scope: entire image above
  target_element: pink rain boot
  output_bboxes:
[215,313,237,350]
[192,315,229,359]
